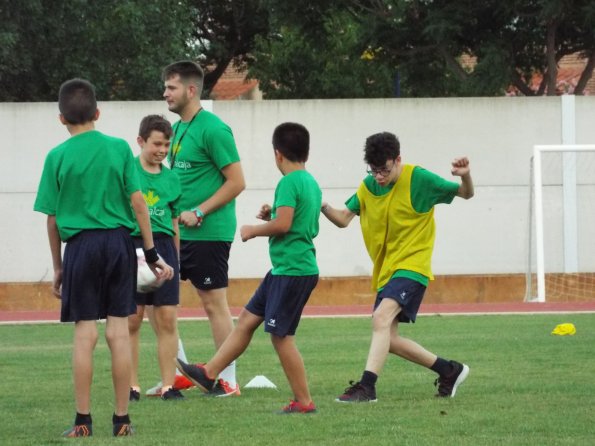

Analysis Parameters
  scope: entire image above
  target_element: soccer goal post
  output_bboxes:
[526,144,595,302]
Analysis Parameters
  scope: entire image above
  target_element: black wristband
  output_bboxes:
[143,247,159,263]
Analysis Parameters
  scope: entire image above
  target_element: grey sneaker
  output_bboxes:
[62,424,92,438]
[113,423,134,437]
[335,381,377,403]
[175,359,216,392]
[434,361,469,397]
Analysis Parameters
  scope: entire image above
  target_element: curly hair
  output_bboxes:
[364,132,400,167]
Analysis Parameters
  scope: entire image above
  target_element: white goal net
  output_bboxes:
[526,145,595,302]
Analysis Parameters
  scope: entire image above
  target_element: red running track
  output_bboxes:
[1,301,594,324]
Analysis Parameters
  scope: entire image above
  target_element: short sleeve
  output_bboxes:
[33,152,59,215]
[205,124,240,170]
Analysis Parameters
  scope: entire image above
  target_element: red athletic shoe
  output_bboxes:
[278,400,317,414]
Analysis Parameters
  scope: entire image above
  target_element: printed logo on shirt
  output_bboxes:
[143,190,160,206]
[149,207,165,217]
[174,160,192,170]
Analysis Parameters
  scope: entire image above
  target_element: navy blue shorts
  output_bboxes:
[374,277,426,323]
[133,235,179,306]
[61,228,136,322]
[179,241,230,290]
[245,271,318,337]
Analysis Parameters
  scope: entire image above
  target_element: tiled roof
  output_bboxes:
[209,53,592,99]
[463,53,594,95]
[209,65,260,100]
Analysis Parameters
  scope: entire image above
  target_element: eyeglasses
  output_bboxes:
[366,159,396,177]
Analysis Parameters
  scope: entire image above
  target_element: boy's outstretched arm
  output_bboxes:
[451,157,474,199]
[320,202,357,228]
[240,206,294,242]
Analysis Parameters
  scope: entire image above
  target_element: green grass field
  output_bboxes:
[1,313,594,445]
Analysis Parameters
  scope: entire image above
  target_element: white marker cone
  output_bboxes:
[244,375,278,389]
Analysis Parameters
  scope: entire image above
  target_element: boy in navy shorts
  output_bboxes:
[176,122,321,414]
[33,79,174,437]
[128,115,184,401]
[321,131,474,403]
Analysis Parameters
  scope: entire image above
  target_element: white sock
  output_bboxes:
[218,361,236,387]
[176,338,188,376]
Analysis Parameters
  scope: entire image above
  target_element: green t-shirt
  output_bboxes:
[34,130,141,241]
[130,157,181,237]
[345,166,459,286]
[169,110,240,241]
[269,170,321,276]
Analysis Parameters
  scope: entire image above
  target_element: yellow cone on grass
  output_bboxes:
[551,323,576,336]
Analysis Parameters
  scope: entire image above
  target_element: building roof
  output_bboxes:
[209,65,261,100]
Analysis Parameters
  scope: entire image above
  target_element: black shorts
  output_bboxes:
[133,235,179,306]
[61,228,136,322]
[374,277,426,323]
[179,240,231,290]
[245,271,318,337]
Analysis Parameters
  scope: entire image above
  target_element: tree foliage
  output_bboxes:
[187,0,270,97]
[0,0,196,101]
[251,0,595,97]
[248,8,395,99]
[1,0,593,100]
[350,0,595,96]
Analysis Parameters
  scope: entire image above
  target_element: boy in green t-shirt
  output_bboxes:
[176,122,321,414]
[33,79,174,437]
[127,115,184,401]
[321,131,474,403]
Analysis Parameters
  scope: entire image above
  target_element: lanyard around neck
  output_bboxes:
[170,107,202,168]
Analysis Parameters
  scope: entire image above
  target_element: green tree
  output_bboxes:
[187,0,270,97]
[249,2,395,98]
[250,0,594,97]
[351,0,595,96]
[0,0,196,101]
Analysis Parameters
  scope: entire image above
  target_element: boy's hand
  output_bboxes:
[451,157,470,177]
[240,225,254,242]
[52,269,62,298]
[180,210,202,227]
[149,258,174,280]
[256,204,272,221]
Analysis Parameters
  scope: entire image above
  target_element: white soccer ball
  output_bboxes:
[136,248,164,293]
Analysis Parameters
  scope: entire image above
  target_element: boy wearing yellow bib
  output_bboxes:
[321,132,474,402]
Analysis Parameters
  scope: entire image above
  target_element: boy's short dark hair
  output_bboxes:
[58,79,97,125]
[138,115,173,141]
[272,122,310,162]
[162,60,204,90]
[364,132,401,167]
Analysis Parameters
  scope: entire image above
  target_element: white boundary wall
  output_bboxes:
[1,97,594,282]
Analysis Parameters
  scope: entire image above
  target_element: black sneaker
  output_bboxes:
[175,359,216,392]
[335,381,377,403]
[434,361,469,397]
[129,388,140,402]
[113,423,134,437]
[202,379,241,398]
[161,387,185,400]
[62,424,92,437]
